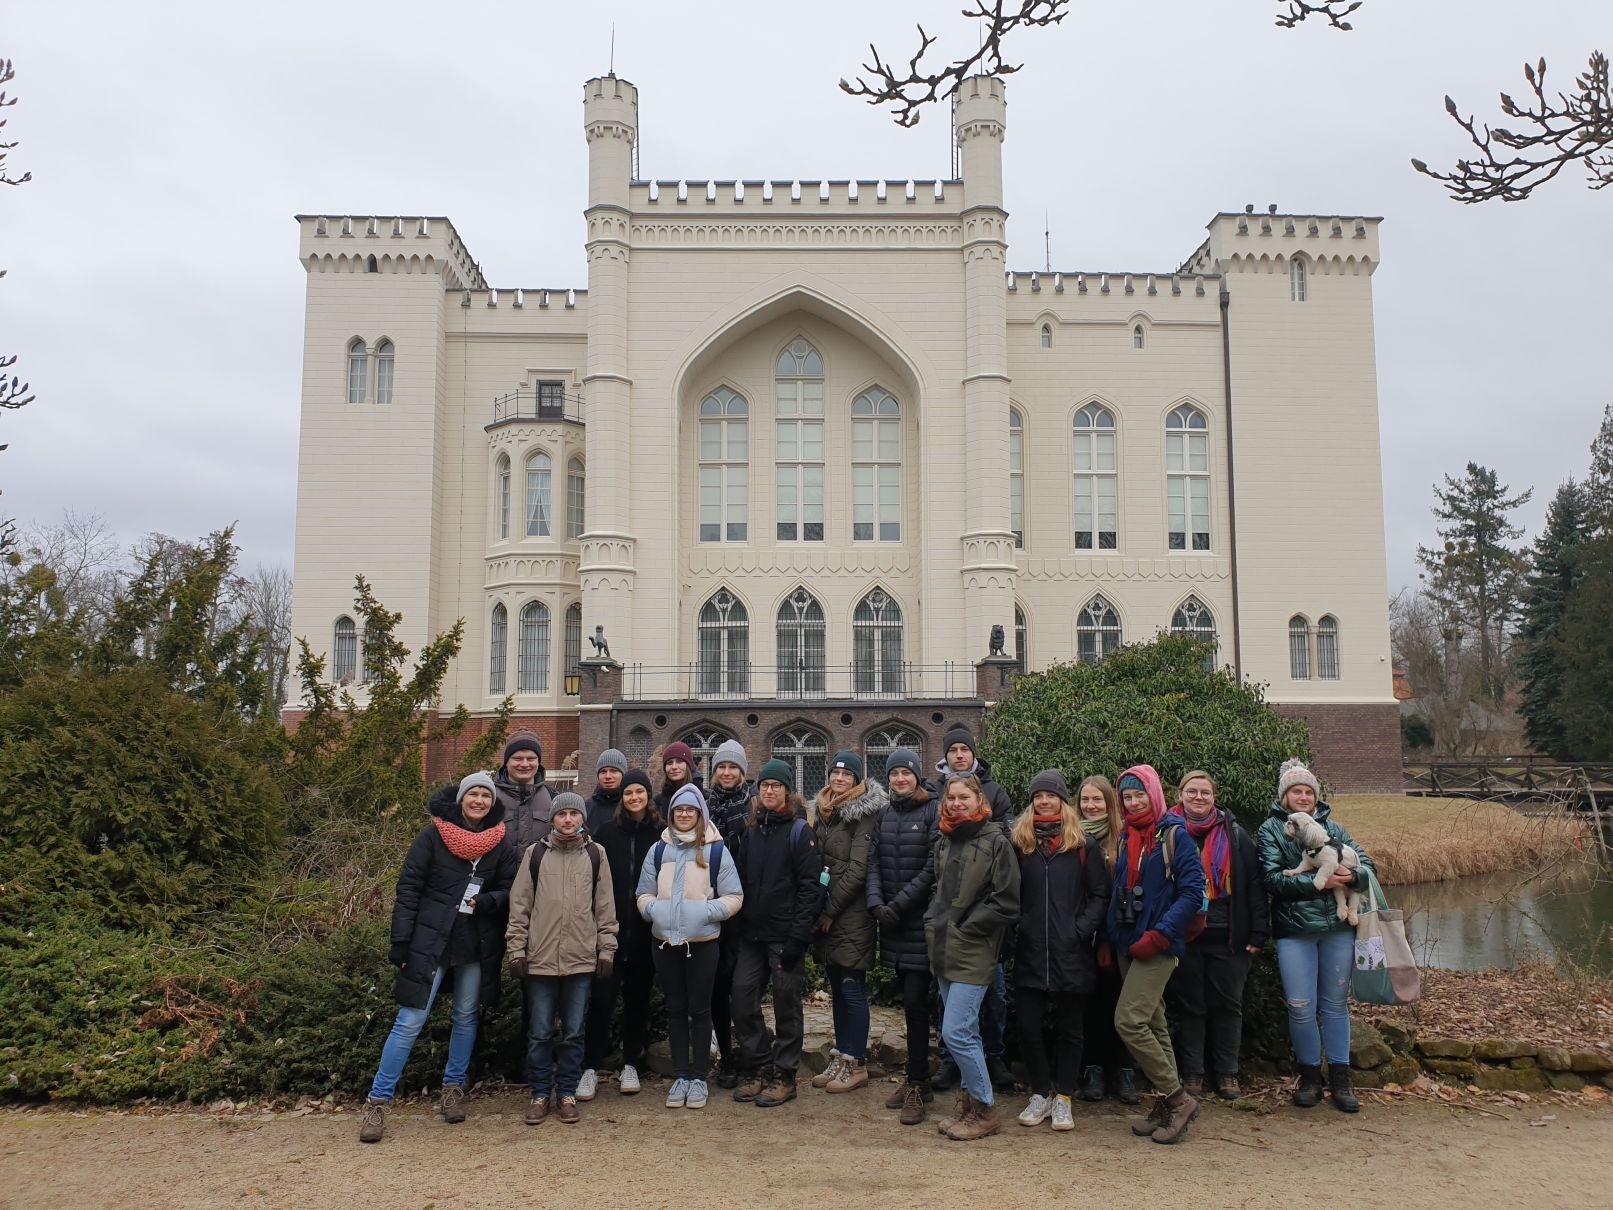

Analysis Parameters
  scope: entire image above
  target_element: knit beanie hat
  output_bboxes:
[551,791,586,819]
[1117,772,1145,795]
[595,748,628,776]
[1028,769,1071,803]
[830,750,864,783]
[884,748,923,779]
[668,783,711,827]
[457,771,498,804]
[941,727,978,759]
[1277,758,1322,803]
[757,758,795,793]
[503,731,542,762]
[663,741,695,771]
[621,768,654,798]
[712,738,749,777]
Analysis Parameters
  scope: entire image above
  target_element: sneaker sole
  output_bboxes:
[1051,1120,1075,1131]
[1018,1115,1050,1126]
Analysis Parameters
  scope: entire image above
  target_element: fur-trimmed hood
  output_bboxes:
[813,777,889,824]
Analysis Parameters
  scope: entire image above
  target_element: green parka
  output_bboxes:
[1256,799,1376,939]
[925,817,1021,984]
[813,779,887,971]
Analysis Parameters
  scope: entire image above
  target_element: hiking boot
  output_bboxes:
[1215,1075,1242,1101]
[1329,1066,1360,1114]
[524,1096,550,1125]
[618,1064,641,1095]
[714,1058,740,1091]
[665,1078,690,1109]
[812,1051,844,1089]
[947,1099,1001,1141]
[1150,1086,1201,1145]
[556,1095,579,1124]
[1050,1094,1075,1131]
[899,1081,930,1126]
[439,1083,466,1124]
[1017,1093,1052,1126]
[576,1069,598,1102]
[931,1057,961,1091]
[755,1070,798,1107]
[1080,1065,1106,1103]
[887,1079,934,1109]
[735,1071,767,1102]
[685,1079,709,1109]
[1131,1095,1171,1136]
[1292,1064,1324,1109]
[826,1057,868,1094]
[1117,1067,1141,1105]
[938,1092,974,1135]
[358,1097,387,1144]
[987,1055,1017,1092]
[1181,1074,1205,1097]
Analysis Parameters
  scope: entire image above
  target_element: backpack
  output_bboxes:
[650,838,726,895]
[529,840,603,893]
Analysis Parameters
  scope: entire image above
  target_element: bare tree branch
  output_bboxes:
[1413,51,1613,203]
[0,58,29,187]
[0,57,29,423]
[1274,1,1362,31]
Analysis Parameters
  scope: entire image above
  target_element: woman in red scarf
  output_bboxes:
[1165,771,1269,1101]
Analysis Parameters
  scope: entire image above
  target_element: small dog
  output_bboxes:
[1282,812,1363,925]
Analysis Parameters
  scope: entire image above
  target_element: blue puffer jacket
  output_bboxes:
[635,828,744,947]
[1105,764,1207,959]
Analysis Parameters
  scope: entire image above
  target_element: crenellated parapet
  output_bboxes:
[1185,209,1382,275]
[628,178,962,210]
[295,214,487,289]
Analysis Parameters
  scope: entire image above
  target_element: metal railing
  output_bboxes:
[490,387,585,427]
[620,662,978,702]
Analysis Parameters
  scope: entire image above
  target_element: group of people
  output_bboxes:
[357,727,1375,1146]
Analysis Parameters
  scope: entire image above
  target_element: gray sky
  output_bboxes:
[3,1,1606,593]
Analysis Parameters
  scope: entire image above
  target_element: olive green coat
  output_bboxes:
[925,818,1021,984]
[813,780,888,971]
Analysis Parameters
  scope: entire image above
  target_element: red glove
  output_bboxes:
[1128,930,1171,962]
[1096,942,1115,972]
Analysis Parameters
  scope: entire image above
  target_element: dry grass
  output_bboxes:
[1333,794,1590,886]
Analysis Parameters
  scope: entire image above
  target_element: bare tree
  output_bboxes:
[20,510,123,638]
[238,562,294,713]
[0,57,32,423]
[1391,588,1516,757]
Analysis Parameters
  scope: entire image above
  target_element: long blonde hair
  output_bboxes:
[1078,774,1122,866]
[1011,796,1085,855]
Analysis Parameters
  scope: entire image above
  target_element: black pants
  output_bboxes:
[710,920,740,1058]
[899,969,933,1082]
[731,937,806,1076]
[582,950,656,1070]
[1082,965,1125,1072]
[1168,940,1252,1081]
[651,940,721,1081]
[1017,988,1086,1097]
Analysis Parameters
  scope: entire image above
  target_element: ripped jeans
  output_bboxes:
[827,964,870,1061]
[1275,930,1355,1067]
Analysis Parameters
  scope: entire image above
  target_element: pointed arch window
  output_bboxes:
[1317,615,1341,680]
[563,603,583,695]
[346,339,367,405]
[332,615,357,684]
[496,455,511,540]
[489,603,508,694]
[1290,257,1308,303]
[699,386,748,542]
[853,588,904,697]
[518,601,550,692]
[1289,615,1312,680]
[1040,323,1052,349]
[1009,408,1025,548]
[776,587,827,699]
[375,340,395,405]
[1171,596,1218,670]
[680,725,736,785]
[1072,404,1117,550]
[525,451,552,537]
[1133,325,1145,349]
[864,724,924,784]
[1166,404,1210,551]
[1077,596,1121,665]
[1015,604,1029,675]
[357,623,372,685]
[697,589,750,697]
[776,339,825,542]
[771,724,829,800]
[852,388,901,542]
[567,458,586,539]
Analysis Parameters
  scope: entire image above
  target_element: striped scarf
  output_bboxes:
[1171,805,1231,899]
[434,817,507,862]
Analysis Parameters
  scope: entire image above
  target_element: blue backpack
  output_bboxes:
[651,838,726,894]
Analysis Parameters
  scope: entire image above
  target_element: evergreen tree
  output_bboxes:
[1586,403,1613,533]
[1517,480,1591,757]
[1557,534,1613,761]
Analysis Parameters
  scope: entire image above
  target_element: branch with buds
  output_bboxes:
[1274,1,1362,31]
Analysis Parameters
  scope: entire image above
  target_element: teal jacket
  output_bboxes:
[1256,799,1376,939]
[925,819,1021,984]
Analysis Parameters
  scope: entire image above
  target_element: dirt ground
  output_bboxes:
[4,1083,1611,1210]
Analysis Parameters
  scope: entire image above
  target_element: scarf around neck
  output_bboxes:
[940,804,991,836]
[434,816,506,862]
[1121,804,1163,889]
[1033,817,1064,857]
[1080,816,1111,842]
[1173,805,1232,898]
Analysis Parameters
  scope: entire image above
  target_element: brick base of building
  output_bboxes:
[1272,701,1403,794]
[280,710,581,787]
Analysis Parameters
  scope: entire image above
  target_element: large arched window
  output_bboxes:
[775,339,824,543]
[496,455,511,540]
[1290,257,1308,303]
[697,589,749,697]
[1166,404,1210,551]
[374,339,395,405]
[1009,407,1025,548]
[1072,403,1117,550]
[346,339,367,405]
[1077,595,1122,665]
[489,603,508,694]
[680,724,736,785]
[1015,604,1029,675]
[776,586,826,699]
[699,386,748,542]
[852,387,901,542]
[563,602,583,695]
[864,723,923,784]
[1317,614,1341,680]
[1289,614,1312,680]
[1171,595,1218,670]
[567,458,586,540]
[518,601,550,692]
[771,724,829,800]
[332,615,357,684]
[525,452,552,537]
[853,588,904,697]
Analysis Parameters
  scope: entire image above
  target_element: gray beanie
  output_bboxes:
[595,748,628,776]
[551,791,587,818]
[1027,768,1071,803]
[712,738,748,777]
[457,771,498,805]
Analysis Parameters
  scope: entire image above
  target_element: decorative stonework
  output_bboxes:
[1016,556,1232,582]
[629,222,961,249]
[585,121,635,144]
[961,534,1018,569]
[485,554,581,588]
[581,535,637,571]
[956,119,1005,144]
[487,425,572,450]
[685,548,913,576]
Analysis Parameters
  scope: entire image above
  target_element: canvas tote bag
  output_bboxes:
[1351,866,1421,1004]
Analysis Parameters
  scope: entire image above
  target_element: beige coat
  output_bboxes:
[506,833,619,976]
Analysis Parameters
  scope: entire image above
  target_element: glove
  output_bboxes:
[595,956,614,980]
[1185,912,1207,943]
[778,941,804,970]
[873,904,900,929]
[388,942,409,968]
[1128,930,1171,962]
[1096,942,1115,972]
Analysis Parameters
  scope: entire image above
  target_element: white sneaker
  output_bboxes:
[576,1069,597,1102]
[1018,1093,1053,1126]
[685,1079,709,1109]
[1051,1094,1075,1131]
[665,1078,690,1108]
[618,1065,641,1095]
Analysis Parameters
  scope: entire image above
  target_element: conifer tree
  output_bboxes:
[1517,480,1591,757]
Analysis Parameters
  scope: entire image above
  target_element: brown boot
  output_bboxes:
[811,1052,844,1089]
[1181,1074,1205,1097]
[947,1098,1002,1140]
[556,1095,580,1124]
[1131,1095,1170,1137]
[938,1092,974,1135]
[358,1097,387,1144]
[1150,1086,1201,1145]
[1215,1075,1242,1101]
[439,1083,466,1124]
[888,1079,934,1110]
[524,1096,550,1125]
[898,1080,930,1126]
[755,1070,798,1108]
[734,1071,767,1103]
[826,1058,868,1094]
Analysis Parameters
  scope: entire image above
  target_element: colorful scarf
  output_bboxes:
[939,801,991,835]
[434,817,506,862]
[1033,817,1063,857]
[1172,806,1232,899]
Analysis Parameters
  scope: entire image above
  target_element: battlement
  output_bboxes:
[295,214,487,289]
[1005,270,1218,299]
[455,286,586,309]
[1185,210,1382,275]
[626,178,963,213]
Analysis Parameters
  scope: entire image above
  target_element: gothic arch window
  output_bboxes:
[1317,614,1341,680]
[1289,614,1312,680]
[525,451,552,537]
[563,603,583,696]
[1166,404,1210,551]
[566,458,586,539]
[1015,604,1029,675]
[864,723,924,784]
[699,386,748,542]
[332,615,357,684]
[1072,403,1117,550]
[1077,596,1121,665]
[518,601,550,692]
[1170,595,1217,670]
[1133,324,1145,349]
[1290,257,1308,303]
[776,339,825,542]
[1040,323,1052,349]
[697,589,750,697]
[366,254,378,273]
[496,455,511,540]
[346,339,367,405]
[771,723,829,800]
[1009,407,1025,548]
[374,340,395,405]
[852,387,901,542]
[853,588,904,697]
[776,587,827,699]
[489,603,508,694]
[680,724,736,785]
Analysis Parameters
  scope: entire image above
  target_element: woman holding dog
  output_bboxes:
[1257,758,1375,1113]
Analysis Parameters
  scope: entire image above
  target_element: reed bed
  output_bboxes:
[1330,795,1590,886]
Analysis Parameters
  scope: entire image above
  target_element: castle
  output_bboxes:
[288,75,1398,794]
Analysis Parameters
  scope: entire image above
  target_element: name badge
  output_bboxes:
[458,876,483,915]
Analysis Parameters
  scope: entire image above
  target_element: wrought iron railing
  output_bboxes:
[620,663,977,702]
[490,387,585,427]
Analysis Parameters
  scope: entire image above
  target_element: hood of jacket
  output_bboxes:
[815,778,888,824]
[933,754,999,783]
[1267,797,1334,825]
[426,780,507,830]
[495,765,548,798]
[1118,763,1168,822]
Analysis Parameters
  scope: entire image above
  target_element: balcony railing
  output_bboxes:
[620,663,978,702]
[490,387,585,427]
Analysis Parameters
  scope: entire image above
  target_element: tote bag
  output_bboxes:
[1351,866,1421,1005]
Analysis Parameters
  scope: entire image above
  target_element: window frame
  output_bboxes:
[852,587,905,697]
[374,339,395,405]
[1170,595,1218,670]
[1290,257,1308,303]
[566,457,586,540]
[346,339,368,405]
[863,723,924,785]
[517,600,551,693]
[525,450,553,538]
[851,387,902,543]
[1072,403,1118,551]
[489,603,508,694]
[1165,403,1211,553]
[698,386,749,543]
[1076,595,1122,665]
[1289,614,1313,680]
[1317,614,1341,680]
[563,602,583,695]
[771,723,830,801]
[776,586,827,700]
[332,615,357,684]
[496,455,511,540]
[775,339,825,544]
[1009,407,1025,549]
[697,588,750,698]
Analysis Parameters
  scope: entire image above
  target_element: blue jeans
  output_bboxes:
[827,965,870,1061]
[938,978,992,1106]
[367,963,481,1101]
[526,973,592,1098]
[935,963,1007,1062]
[1276,930,1355,1066]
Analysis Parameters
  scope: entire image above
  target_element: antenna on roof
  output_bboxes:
[609,23,615,75]
[1044,210,1051,273]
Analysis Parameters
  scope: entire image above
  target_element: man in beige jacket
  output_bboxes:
[506,793,618,1125]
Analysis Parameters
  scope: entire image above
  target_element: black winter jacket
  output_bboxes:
[934,757,1015,823]
[1014,837,1111,994]
[866,781,940,973]
[391,785,521,1010]
[705,780,754,853]
[584,786,622,832]
[736,804,821,952]
[590,808,661,961]
[1185,814,1271,953]
[495,767,555,853]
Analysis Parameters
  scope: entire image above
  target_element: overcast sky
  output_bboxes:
[3,1,1606,594]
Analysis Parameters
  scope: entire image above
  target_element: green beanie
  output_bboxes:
[756,758,795,793]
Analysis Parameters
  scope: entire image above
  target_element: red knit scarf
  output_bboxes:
[434,817,507,861]
[939,801,991,835]
[1122,804,1163,888]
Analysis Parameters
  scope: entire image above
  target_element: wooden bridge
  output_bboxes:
[1404,760,1613,810]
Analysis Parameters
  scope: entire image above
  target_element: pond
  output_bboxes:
[1391,863,1613,974]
